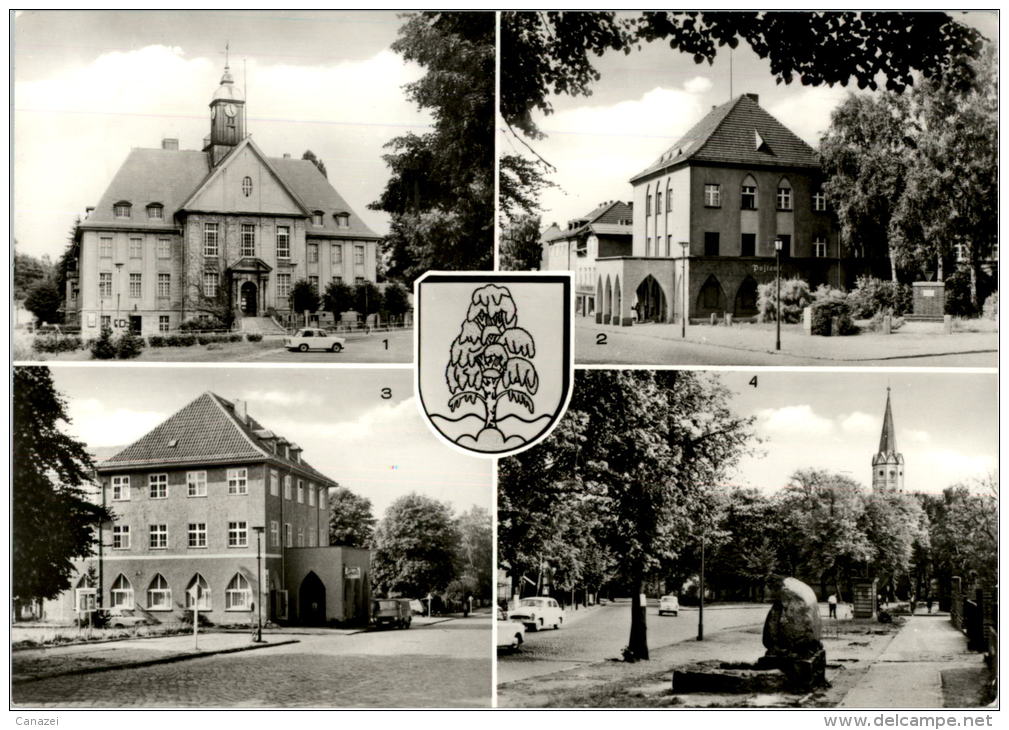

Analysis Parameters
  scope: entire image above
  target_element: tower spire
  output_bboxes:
[872,387,904,492]
[878,386,896,455]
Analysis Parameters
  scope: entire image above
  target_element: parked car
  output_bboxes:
[497,607,525,651]
[409,599,425,615]
[658,594,680,616]
[371,598,412,629]
[284,328,346,353]
[106,608,151,628]
[509,596,564,631]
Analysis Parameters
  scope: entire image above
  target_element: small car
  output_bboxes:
[497,607,525,651]
[106,608,151,628]
[409,599,425,615]
[509,596,564,631]
[658,594,680,616]
[371,598,412,629]
[284,328,346,353]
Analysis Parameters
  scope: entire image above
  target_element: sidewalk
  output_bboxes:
[839,615,982,708]
[13,631,298,683]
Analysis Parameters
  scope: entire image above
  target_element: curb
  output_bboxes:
[12,638,300,685]
[348,617,457,635]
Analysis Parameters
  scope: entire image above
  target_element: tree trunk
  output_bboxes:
[969,262,979,311]
[889,245,898,283]
[627,565,649,661]
[937,253,944,282]
[483,389,498,429]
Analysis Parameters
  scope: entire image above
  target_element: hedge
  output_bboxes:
[33,335,84,353]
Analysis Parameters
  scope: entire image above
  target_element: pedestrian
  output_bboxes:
[926,595,933,614]
[828,592,838,619]
[909,593,917,615]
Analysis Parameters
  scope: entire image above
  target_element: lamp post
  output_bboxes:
[114,262,124,328]
[253,526,265,643]
[773,237,783,351]
[698,532,705,641]
[679,241,690,338]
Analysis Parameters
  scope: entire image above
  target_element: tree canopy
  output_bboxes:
[372,493,461,598]
[24,282,64,325]
[289,278,320,315]
[323,279,354,319]
[13,367,110,606]
[500,214,544,271]
[302,149,327,179]
[370,12,494,283]
[328,486,376,548]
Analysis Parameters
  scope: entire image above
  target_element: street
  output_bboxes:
[498,599,766,685]
[13,616,491,708]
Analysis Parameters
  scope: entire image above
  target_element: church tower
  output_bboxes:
[205,51,246,166]
[871,388,905,492]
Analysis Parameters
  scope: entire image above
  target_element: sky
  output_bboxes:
[710,370,998,496]
[45,365,493,518]
[505,10,999,231]
[13,10,431,260]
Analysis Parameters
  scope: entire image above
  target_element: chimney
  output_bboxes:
[233,399,247,425]
[745,93,759,104]
[283,153,291,159]
[161,138,179,150]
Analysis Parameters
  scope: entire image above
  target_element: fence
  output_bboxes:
[950,575,997,656]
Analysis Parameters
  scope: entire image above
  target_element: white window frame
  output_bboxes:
[112,524,130,550]
[129,273,142,298]
[99,237,113,258]
[149,473,168,499]
[225,574,251,611]
[270,520,280,548]
[188,522,207,548]
[704,184,721,207]
[187,470,207,497]
[157,237,171,258]
[741,185,757,210]
[313,211,324,226]
[241,176,253,197]
[129,237,143,259]
[158,315,170,333]
[284,475,292,500]
[331,243,343,265]
[147,574,171,610]
[308,243,319,263]
[157,273,171,298]
[228,467,248,495]
[111,575,134,608]
[276,226,290,259]
[114,203,132,219]
[149,524,168,550]
[277,273,291,301]
[270,469,279,497]
[147,204,163,220]
[813,190,827,212]
[284,523,292,548]
[228,521,248,548]
[354,244,365,266]
[203,222,219,257]
[308,485,315,507]
[297,527,304,547]
[297,479,304,504]
[75,587,97,614]
[241,224,256,257]
[814,237,827,258]
[99,272,112,298]
[777,186,793,211]
[111,475,130,501]
[204,270,219,298]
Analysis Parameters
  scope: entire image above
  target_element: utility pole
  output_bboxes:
[698,533,705,641]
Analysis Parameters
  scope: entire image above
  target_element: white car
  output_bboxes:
[509,596,564,631]
[284,328,346,353]
[658,594,680,616]
[497,608,526,651]
[106,608,151,628]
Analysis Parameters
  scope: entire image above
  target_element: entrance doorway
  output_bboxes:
[299,572,326,625]
[129,316,142,334]
[635,275,667,323]
[240,281,258,316]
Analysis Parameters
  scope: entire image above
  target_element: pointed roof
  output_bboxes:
[630,94,821,184]
[545,201,633,245]
[878,388,897,455]
[99,392,336,486]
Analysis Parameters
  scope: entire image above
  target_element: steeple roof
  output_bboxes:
[878,388,897,455]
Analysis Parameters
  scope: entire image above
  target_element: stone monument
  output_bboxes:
[755,575,827,691]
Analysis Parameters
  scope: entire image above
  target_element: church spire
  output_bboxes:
[872,387,905,492]
[877,387,897,455]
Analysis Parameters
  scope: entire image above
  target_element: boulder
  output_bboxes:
[762,576,823,659]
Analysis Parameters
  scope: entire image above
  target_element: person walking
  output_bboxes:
[828,592,838,619]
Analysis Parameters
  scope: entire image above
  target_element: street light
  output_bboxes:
[773,237,783,351]
[114,262,124,327]
[698,532,705,641]
[679,241,690,338]
[253,525,265,643]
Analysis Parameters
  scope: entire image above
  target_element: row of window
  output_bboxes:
[110,519,322,550]
[642,233,829,258]
[202,223,367,262]
[111,201,353,231]
[644,181,826,215]
[99,572,251,612]
[97,272,171,299]
[99,236,173,260]
[113,202,163,220]
[110,469,326,507]
[202,272,365,302]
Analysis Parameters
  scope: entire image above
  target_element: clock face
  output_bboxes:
[225,104,237,118]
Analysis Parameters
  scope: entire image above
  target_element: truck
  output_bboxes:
[371,598,412,629]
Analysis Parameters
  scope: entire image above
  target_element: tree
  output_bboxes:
[446,284,538,431]
[454,506,493,599]
[323,279,354,320]
[370,13,494,282]
[922,476,997,589]
[500,11,983,216]
[353,280,381,317]
[372,493,460,597]
[707,488,782,601]
[382,282,411,321]
[500,214,544,271]
[186,274,234,329]
[861,489,928,597]
[302,150,327,179]
[13,367,110,612]
[14,245,52,302]
[24,281,64,325]
[327,486,376,547]
[290,278,320,318]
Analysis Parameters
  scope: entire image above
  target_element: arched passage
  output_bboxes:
[635,275,667,323]
[734,276,759,318]
[603,276,612,323]
[299,571,326,626]
[240,281,258,316]
[696,274,727,316]
[613,276,622,324]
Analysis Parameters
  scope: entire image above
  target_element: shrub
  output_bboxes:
[33,335,83,353]
[982,292,998,320]
[90,328,117,360]
[180,317,226,332]
[757,277,811,323]
[166,333,197,347]
[147,335,166,347]
[810,297,858,336]
[846,276,913,318]
[246,333,263,342]
[945,268,997,317]
[867,311,904,332]
[228,333,243,343]
[115,331,146,359]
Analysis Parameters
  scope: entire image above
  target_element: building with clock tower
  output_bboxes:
[871,388,905,493]
[66,60,381,337]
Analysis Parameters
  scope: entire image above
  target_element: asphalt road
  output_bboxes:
[13,616,491,708]
[498,600,766,685]
[239,329,413,363]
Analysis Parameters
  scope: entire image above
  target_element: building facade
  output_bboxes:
[48,392,370,626]
[871,388,905,493]
[594,93,884,327]
[66,62,380,337]
[540,201,632,317]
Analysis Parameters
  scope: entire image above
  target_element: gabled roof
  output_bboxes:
[544,201,633,244]
[630,94,820,184]
[270,156,380,240]
[99,392,337,487]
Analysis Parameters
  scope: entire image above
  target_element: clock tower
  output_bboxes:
[871,388,905,493]
[206,55,245,166]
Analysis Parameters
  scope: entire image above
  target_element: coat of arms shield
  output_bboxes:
[414,272,573,457]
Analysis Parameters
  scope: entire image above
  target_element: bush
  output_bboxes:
[246,333,263,342]
[115,331,146,359]
[33,335,83,353]
[809,297,858,336]
[228,333,243,343]
[90,329,117,359]
[180,317,226,332]
[945,267,997,317]
[757,278,811,323]
[846,276,913,318]
[982,292,998,320]
[867,311,904,332]
[147,335,166,347]
[166,333,197,347]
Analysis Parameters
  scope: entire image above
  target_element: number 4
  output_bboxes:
[749,376,758,388]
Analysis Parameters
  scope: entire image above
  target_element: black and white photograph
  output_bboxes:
[497,369,997,708]
[13,10,494,364]
[499,11,997,367]
[12,366,494,707]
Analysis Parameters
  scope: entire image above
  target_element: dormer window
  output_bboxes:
[313,211,324,226]
[335,213,350,228]
[146,203,163,220]
[114,202,132,218]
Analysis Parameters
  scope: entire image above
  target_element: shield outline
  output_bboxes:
[413,271,574,459]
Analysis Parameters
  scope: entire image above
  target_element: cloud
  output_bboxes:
[756,404,835,438]
[683,76,712,94]
[903,429,932,444]
[65,398,166,448]
[14,44,430,259]
[238,389,316,407]
[766,85,852,147]
[840,411,877,436]
[912,448,997,492]
[267,396,428,444]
